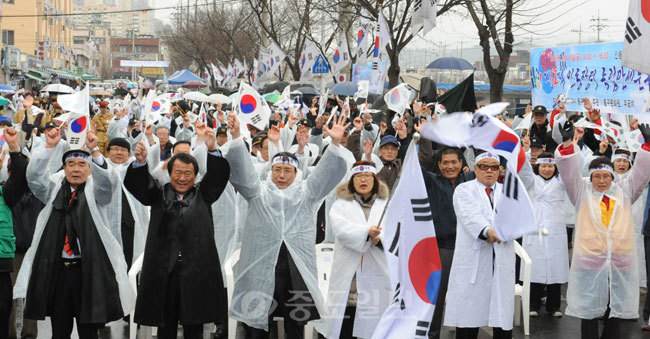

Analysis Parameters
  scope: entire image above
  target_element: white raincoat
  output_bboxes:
[519,162,569,284]
[444,179,515,330]
[14,146,135,314]
[555,143,650,319]
[224,137,348,330]
[106,159,150,267]
[321,183,391,338]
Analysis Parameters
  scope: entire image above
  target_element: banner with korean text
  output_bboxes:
[530,42,650,115]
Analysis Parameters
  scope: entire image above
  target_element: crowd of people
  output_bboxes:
[0,85,650,339]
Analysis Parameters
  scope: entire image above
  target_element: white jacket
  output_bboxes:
[444,179,515,330]
[321,183,391,338]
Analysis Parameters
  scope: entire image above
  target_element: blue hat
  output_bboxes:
[380,135,400,148]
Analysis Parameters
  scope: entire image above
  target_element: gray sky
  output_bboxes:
[151,0,626,61]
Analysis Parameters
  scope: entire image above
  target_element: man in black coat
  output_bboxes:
[20,128,128,339]
[124,127,230,339]
[422,146,475,339]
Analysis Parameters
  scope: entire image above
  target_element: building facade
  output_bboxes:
[111,36,164,80]
[1,0,75,86]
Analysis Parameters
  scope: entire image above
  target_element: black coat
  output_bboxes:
[124,153,230,326]
[422,168,475,249]
[24,181,124,324]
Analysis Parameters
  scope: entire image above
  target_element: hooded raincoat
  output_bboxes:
[555,143,650,319]
[224,137,347,330]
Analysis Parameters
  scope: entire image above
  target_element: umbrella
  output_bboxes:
[207,93,231,105]
[90,89,112,97]
[296,87,320,96]
[330,82,358,96]
[182,80,208,89]
[0,85,14,94]
[212,86,233,95]
[290,83,312,91]
[183,91,209,102]
[0,97,10,106]
[263,93,282,104]
[426,57,475,70]
[261,81,289,94]
[40,84,74,94]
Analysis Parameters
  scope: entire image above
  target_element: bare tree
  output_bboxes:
[317,0,462,87]
[465,0,515,102]
[245,0,319,81]
[160,2,261,89]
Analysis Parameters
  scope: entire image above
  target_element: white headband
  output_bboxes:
[589,164,614,176]
[350,165,377,175]
[64,151,89,163]
[611,154,632,163]
[475,152,500,163]
[536,157,556,165]
[272,155,298,168]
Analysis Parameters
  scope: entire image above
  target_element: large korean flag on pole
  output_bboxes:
[419,103,537,241]
[58,86,90,150]
[372,140,442,339]
[622,0,650,74]
[235,82,271,131]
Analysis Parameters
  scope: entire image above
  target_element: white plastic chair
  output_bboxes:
[225,249,241,339]
[128,254,153,339]
[304,243,336,339]
[514,241,531,336]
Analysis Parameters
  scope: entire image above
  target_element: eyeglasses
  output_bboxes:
[353,173,374,180]
[477,164,500,172]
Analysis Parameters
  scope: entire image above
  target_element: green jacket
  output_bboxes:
[0,188,16,259]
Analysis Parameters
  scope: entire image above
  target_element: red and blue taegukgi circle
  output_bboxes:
[240,94,257,114]
[151,101,161,112]
[408,237,442,304]
[333,50,340,63]
[71,116,87,133]
[390,90,400,105]
[492,129,526,171]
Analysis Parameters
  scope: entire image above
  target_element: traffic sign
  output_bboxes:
[312,54,330,74]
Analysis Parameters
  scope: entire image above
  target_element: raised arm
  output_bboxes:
[1,128,28,208]
[223,114,261,200]
[124,141,163,206]
[621,125,650,203]
[554,123,588,206]
[198,127,231,204]
[84,131,114,206]
[26,127,61,203]
[305,114,350,203]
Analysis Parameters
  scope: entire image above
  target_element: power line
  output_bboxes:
[0,0,242,19]
[590,10,609,43]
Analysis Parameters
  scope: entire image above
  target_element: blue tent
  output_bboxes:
[167,69,205,85]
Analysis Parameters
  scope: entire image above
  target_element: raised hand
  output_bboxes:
[45,127,61,149]
[363,139,373,160]
[324,114,351,146]
[85,130,98,151]
[227,113,241,139]
[598,138,609,154]
[639,123,650,143]
[205,127,217,151]
[353,117,363,131]
[395,119,407,139]
[268,124,281,146]
[560,121,574,143]
[134,141,148,164]
[3,127,19,152]
[583,97,593,111]
[287,113,298,128]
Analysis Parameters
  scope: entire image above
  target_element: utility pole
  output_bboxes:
[132,15,136,82]
[571,24,583,44]
[590,10,609,43]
